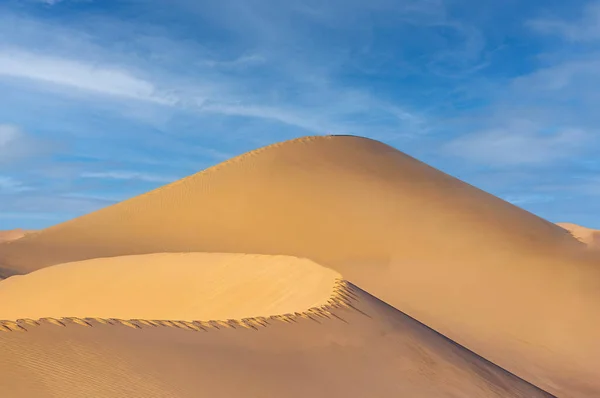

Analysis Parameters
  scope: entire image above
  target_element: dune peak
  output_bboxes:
[0,134,598,396]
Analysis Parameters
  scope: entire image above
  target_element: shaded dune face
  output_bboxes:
[1,135,598,396]
[0,253,341,321]
[0,230,33,279]
[0,283,552,398]
[0,229,30,244]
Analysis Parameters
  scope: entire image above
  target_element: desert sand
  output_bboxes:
[0,229,30,243]
[0,253,340,321]
[0,135,597,397]
[557,222,600,249]
[0,280,551,398]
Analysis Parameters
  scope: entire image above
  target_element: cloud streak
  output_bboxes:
[80,171,177,183]
[0,176,32,194]
[0,49,175,104]
[444,121,590,166]
[0,124,52,165]
[527,1,600,42]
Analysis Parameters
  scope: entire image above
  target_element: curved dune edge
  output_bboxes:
[0,252,344,322]
[0,279,359,332]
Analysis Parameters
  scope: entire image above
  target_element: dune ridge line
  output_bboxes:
[17,135,333,240]
[0,279,365,332]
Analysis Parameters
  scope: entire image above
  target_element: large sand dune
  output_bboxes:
[0,280,552,398]
[1,135,598,396]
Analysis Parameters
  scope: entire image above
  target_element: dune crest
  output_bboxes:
[557,222,600,249]
[0,135,598,396]
[0,253,340,321]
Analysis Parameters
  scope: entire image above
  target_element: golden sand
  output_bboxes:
[557,222,600,249]
[0,282,551,398]
[0,229,30,244]
[0,135,598,396]
[0,253,340,321]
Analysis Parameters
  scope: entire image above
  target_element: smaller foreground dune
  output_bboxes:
[0,253,340,321]
[0,276,552,397]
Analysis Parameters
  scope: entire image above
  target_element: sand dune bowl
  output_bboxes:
[0,135,598,396]
[0,253,340,321]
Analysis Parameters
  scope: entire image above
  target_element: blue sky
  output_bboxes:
[1,0,599,230]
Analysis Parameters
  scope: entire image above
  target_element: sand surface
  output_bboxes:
[0,229,30,244]
[557,223,600,249]
[0,253,340,321]
[0,135,597,396]
[0,283,552,398]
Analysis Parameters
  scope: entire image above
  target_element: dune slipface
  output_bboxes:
[1,135,598,396]
[0,275,552,398]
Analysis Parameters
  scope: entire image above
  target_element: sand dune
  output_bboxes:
[0,253,340,321]
[0,282,552,398]
[1,135,598,396]
[557,223,600,249]
[0,229,30,244]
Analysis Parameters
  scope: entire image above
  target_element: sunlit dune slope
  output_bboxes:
[1,135,598,396]
[0,283,552,398]
[557,222,600,249]
[0,253,339,321]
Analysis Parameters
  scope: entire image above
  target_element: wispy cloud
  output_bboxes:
[0,49,175,105]
[0,124,52,164]
[502,194,555,206]
[443,121,591,166]
[440,2,600,170]
[198,54,267,69]
[80,171,177,183]
[0,176,32,194]
[527,1,600,42]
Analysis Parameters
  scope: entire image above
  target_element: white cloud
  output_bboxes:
[511,59,600,93]
[80,171,177,183]
[443,120,590,166]
[0,49,175,105]
[0,124,19,148]
[200,103,336,134]
[0,124,50,164]
[0,176,32,193]
[199,54,266,69]
[0,6,431,138]
[527,1,600,41]
[502,194,555,205]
